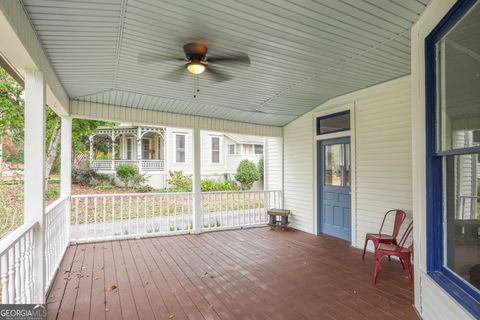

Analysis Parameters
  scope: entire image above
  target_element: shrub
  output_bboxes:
[72,161,97,186]
[235,160,260,190]
[135,185,154,193]
[258,157,264,181]
[45,187,59,201]
[167,171,192,191]
[115,164,138,188]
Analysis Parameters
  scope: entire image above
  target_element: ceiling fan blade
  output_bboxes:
[162,65,188,82]
[206,66,232,82]
[207,52,250,65]
[138,52,184,64]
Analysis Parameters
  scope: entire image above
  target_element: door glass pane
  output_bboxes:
[445,153,480,290]
[325,144,344,186]
[436,3,480,152]
[345,144,351,187]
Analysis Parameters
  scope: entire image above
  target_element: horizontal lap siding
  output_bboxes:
[355,78,412,248]
[284,114,314,233]
[283,76,413,246]
[266,137,283,192]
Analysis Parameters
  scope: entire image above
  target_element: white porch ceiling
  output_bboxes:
[21,0,428,126]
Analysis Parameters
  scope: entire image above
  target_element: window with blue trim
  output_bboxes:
[316,111,350,135]
[426,0,480,316]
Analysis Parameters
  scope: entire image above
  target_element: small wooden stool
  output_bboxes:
[268,209,290,230]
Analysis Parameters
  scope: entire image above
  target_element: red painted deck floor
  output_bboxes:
[47,228,417,320]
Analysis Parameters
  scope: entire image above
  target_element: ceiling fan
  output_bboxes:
[138,42,250,83]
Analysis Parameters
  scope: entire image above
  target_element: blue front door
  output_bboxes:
[317,137,351,241]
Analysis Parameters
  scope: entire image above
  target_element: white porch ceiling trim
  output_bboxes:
[0,0,69,115]
[70,100,283,137]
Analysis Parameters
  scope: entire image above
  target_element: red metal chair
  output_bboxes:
[362,209,406,260]
[373,221,414,285]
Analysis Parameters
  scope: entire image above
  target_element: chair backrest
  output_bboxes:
[379,209,406,238]
[398,221,413,248]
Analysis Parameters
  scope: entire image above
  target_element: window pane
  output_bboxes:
[243,145,253,155]
[254,145,263,155]
[436,3,480,152]
[211,137,219,150]
[212,151,219,163]
[325,144,345,186]
[176,134,185,148]
[228,144,235,155]
[317,111,350,135]
[176,150,185,163]
[345,144,351,187]
[445,154,480,290]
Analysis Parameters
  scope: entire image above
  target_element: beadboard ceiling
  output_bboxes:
[21,0,429,126]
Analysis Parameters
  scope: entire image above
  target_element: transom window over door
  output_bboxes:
[426,0,480,315]
[211,136,220,163]
[175,134,186,163]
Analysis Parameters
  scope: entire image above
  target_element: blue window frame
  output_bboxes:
[425,0,480,317]
[316,110,350,135]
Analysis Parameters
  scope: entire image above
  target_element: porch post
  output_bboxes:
[111,130,115,168]
[137,127,142,172]
[24,69,46,303]
[89,135,93,161]
[192,128,201,233]
[60,117,72,246]
[60,117,72,198]
[263,137,268,191]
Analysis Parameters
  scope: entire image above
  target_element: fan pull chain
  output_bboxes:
[193,75,200,98]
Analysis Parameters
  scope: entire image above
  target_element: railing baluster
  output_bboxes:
[174,194,177,231]
[19,236,26,303]
[128,196,132,234]
[1,253,8,303]
[103,196,107,238]
[14,242,20,303]
[120,197,124,236]
[144,195,147,234]
[84,197,88,240]
[159,195,163,233]
[112,196,116,238]
[8,249,15,303]
[94,197,98,239]
[75,197,79,242]
[136,195,140,235]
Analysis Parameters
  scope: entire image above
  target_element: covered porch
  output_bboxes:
[47,228,415,320]
[0,0,479,319]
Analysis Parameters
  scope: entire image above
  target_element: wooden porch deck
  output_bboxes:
[47,228,416,320]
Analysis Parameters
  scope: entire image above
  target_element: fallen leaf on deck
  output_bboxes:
[107,284,117,292]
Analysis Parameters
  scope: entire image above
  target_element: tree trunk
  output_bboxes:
[45,119,61,188]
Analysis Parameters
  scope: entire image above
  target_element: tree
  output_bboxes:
[235,160,260,190]
[0,67,24,171]
[257,157,264,181]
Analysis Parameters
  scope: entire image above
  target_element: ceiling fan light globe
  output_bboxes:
[186,62,206,75]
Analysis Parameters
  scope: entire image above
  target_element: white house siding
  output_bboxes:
[283,76,413,245]
[412,0,476,318]
[266,137,283,192]
[284,113,314,233]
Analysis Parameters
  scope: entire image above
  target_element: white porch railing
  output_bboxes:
[70,192,193,242]
[45,196,70,292]
[201,190,282,230]
[90,159,164,171]
[0,221,37,304]
[0,189,282,303]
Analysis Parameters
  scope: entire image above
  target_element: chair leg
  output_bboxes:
[373,256,384,284]
[362,239,369,260]
[403,256,414,286]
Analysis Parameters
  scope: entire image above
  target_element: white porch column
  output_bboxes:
[263,137,268,191]
[111,130,115,169]
[24,69,46,303]
[137,127,143,171]
[88,136,93,161]
[60,117,72,198]
[192,128,202,233]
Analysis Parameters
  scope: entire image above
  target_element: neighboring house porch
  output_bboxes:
[89,125,165,173]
